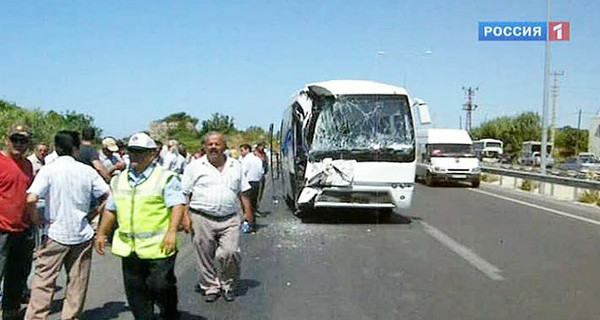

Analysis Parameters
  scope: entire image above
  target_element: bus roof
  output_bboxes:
[474,138,503,144]
[306,80,409,97]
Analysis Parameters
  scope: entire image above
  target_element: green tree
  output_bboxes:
[199,113,237,136]
[471,112,541,156]
[0,100,101,148]
[554,126,588,157]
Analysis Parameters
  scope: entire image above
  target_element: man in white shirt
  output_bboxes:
[240,144,264,230]
[25,130,110,320]
[27,142,49,176]
[182,132,253,303]
[162,140,186,174]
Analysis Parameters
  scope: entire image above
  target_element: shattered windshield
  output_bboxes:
[428,144,475,158]
[309,94,414,162]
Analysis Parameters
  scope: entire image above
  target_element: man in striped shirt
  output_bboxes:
[25,130,109,320]
[182,132,253,303]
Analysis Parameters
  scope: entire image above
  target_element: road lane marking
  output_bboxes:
[421,221,505,281]
[469,188,600,226]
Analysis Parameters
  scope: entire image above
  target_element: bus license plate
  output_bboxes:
[452,174,467,179]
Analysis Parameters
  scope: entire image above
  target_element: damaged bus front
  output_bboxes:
[280,80,431,217]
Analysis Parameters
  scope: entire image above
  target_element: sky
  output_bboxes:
[0,0,598,138]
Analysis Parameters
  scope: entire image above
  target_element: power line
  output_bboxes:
[462,86,478,132]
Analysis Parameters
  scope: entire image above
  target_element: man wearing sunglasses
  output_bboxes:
[0,124,35,320]
[95,132,188,320]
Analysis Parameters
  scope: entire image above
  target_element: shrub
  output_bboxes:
[481,174,499,183]
[578,190,600,204]
[520,180,539,191]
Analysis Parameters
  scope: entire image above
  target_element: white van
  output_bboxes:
[416,129,481,187]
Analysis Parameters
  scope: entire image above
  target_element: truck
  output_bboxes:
[473,138,503,162]
[519,141,554,167]
[280,80,431,218]
[415,129,481,187]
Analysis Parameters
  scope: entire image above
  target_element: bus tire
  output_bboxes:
[293,203,314,219]
[471,178,480,188]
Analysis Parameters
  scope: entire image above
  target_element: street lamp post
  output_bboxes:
[374,50,432,86]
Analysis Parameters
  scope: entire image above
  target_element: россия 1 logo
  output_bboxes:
[479,21,570,41]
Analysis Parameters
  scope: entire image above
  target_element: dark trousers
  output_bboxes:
[121,253,179,320]
[247,181,261,214]
[0,229,35,320]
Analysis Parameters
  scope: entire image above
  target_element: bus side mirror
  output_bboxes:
[413,98,432,124]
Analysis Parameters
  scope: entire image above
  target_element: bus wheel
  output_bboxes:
[425,172,435,186]
[293,203,314,219]
[471,178,480,188]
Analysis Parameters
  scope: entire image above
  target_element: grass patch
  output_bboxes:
[520,180,539,191]
[578,190,600,204]
[481,174,499,183]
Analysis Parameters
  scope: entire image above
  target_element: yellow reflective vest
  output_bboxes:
[110,165,176,259]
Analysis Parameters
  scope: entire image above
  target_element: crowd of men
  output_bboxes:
[0,124,269,320]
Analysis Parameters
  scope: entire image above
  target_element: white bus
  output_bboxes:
[280,80,431,218]
[473,138,503,161]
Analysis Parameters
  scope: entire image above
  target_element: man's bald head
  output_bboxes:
[205,132,227,167]
[204,132,226,147]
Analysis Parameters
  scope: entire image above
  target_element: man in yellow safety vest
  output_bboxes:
[95,132,189,320]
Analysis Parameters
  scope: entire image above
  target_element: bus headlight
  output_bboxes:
[472,167,481,173]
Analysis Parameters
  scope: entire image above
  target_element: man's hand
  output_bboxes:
[161,230,177,255]
[181,210,193,233]
[95,234,108,255]
[115,161,126,171]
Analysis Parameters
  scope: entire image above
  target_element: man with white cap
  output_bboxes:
[95,132,189,320]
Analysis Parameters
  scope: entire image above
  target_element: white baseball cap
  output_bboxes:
[102,137,119,152]
[127,132,157,150]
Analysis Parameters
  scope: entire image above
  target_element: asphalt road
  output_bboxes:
[32,179,600,320]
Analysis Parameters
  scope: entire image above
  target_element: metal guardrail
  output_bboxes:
[481,166,600,191]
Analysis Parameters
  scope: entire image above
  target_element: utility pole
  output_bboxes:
[575,108,582,156]
[549,71,564,153]
[540,0,552,178]
[462,86,478,132]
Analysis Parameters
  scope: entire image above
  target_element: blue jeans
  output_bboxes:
[0,228,35,319]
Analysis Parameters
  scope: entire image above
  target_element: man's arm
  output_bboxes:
[239,193,253,224]
[161,175,189,254]
[107,161,126,176]
[161,204,185,255]
[92,159,111,182]
[26,193,44,226]
[181,194,193,233]
[95,209,117,255]
[88,193,108,222]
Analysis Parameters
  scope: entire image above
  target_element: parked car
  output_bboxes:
[560,154,600,172]
[519,152,554,168]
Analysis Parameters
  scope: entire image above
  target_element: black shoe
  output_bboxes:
[222,290,235,302]
[204,293,219,303]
